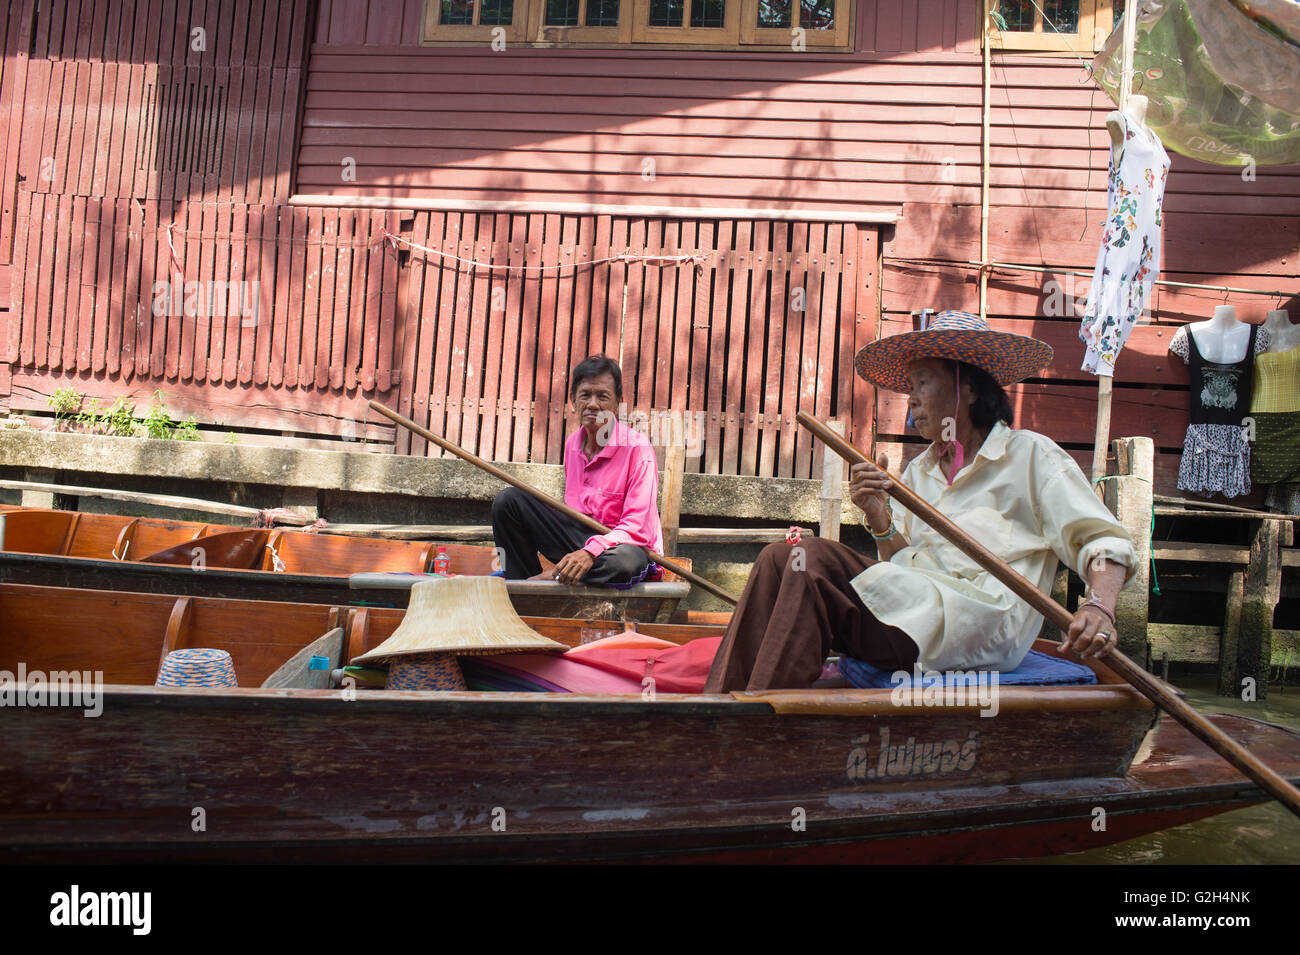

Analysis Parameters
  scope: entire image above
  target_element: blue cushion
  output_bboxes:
[837,648,1097,689]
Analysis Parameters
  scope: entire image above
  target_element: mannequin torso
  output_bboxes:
[1106,94,1150,146]
[1263,309,1300,354]
[1187,306,1252,364]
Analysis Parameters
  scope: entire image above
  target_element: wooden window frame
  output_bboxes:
[631,0,740,44]
[422,0,855,49]
[740,0,852,49]
[423,0,531,44]
[534,0,633,43]
[983,0,1115,54]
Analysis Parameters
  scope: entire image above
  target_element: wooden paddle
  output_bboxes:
[797,410,1300,819]
[368,401,740,606]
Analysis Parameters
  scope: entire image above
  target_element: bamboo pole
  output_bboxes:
[979,8,992,322]
[797,410,1300,819]
[369,401,739,606]
[1091,0,1141,487]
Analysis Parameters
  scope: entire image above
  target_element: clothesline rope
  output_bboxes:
[887,255,1296,300]
[379,229,708,274]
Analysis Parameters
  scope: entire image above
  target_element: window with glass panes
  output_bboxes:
[986,0,1119,52]
[423,0,853,47]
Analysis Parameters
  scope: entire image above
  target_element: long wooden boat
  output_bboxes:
[0,506,690,620]
[3,582,1298,863]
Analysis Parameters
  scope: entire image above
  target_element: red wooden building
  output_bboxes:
[0,0,1296,494]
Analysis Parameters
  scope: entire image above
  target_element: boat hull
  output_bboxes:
[6,682,1283,864]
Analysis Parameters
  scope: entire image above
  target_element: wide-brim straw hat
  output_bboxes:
[351,575,566,666]
[854,310,1053,393]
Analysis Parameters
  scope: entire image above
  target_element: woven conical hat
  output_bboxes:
[351,576,566,665]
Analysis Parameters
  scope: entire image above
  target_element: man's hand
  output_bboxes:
[552,548,595,585]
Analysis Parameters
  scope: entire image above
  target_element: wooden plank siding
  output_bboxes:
[0,1,416,445]
[5,192,401,438]
[0,0,1296,502]
[295,0,1299,496]
[390,209,871,475]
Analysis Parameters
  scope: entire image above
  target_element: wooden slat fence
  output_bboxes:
[5,191,402,439]
[392,210,878,480]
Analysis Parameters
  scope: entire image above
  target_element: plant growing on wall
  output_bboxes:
[44,389,205,442]
[47,387,84,431]
[141,392,200,441]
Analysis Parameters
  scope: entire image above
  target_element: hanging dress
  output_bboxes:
[1250,346,1300,513]
[1169,323,1270,498]
[1079,112,1171,376]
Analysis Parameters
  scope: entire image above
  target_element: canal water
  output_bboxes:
[1009,676,1300,864]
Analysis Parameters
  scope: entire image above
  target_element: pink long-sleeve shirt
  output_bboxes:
[564,421,665,559]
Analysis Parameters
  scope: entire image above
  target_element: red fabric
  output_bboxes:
[566,635,723,693]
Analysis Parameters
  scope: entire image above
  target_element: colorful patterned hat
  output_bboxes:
[854,310,1053,393]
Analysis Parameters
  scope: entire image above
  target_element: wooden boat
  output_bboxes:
[0,506,690,621]
[3,581,1298,864]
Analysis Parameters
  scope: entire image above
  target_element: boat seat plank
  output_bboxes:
[0,509,77,555]
[138,528,271,569]
[64,513,136,558]
[269,530,436,576]
[130,519,242,558]
[159,597,195,677]
[0,584,175,685]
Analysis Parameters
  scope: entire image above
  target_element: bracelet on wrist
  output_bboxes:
[869,524,899,541]
[1079,596,1116,627]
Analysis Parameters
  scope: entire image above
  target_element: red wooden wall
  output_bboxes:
[298,0,1300,494]
[0,0,405,442]
[1,0,1297,496]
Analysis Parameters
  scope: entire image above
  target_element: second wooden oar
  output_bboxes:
[796,409,1300,820]
[369,401,739,606]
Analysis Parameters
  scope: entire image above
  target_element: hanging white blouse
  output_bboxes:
[851,421,1138,672]
[1079,111,1171,376]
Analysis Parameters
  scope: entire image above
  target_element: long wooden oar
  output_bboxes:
[797,410,1300,819]
[369,401,739,606]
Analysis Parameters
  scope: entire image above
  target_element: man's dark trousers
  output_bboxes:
[490,486,650,583]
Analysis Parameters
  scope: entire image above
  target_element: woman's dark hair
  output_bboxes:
[949,360,1013,429]
[569,355,623,402]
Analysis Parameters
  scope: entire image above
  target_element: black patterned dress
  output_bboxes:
[1169,323,1270,498]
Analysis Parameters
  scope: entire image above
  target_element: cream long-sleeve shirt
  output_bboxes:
[851,421,1138,672]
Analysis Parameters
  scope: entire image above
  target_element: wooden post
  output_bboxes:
[1218,569,1245,697]
[659,431,686,557]
[1239,519,1282,702]
[1101,436,1153,663]
[819,420,845,541]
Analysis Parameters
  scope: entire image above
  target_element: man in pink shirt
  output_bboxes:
[491,356,665,586]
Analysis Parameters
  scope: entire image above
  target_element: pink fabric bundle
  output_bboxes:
[472,634,723,694]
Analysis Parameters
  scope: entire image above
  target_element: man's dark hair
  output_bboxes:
[569,355,623,402]
[950,360,1014,429]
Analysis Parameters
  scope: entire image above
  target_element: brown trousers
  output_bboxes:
[704,537,920,692]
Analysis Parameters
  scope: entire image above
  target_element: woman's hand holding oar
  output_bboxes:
[796,409,1300,820]
[368,401,739,606]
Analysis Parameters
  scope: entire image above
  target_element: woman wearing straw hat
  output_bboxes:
[705,311,1138,692]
